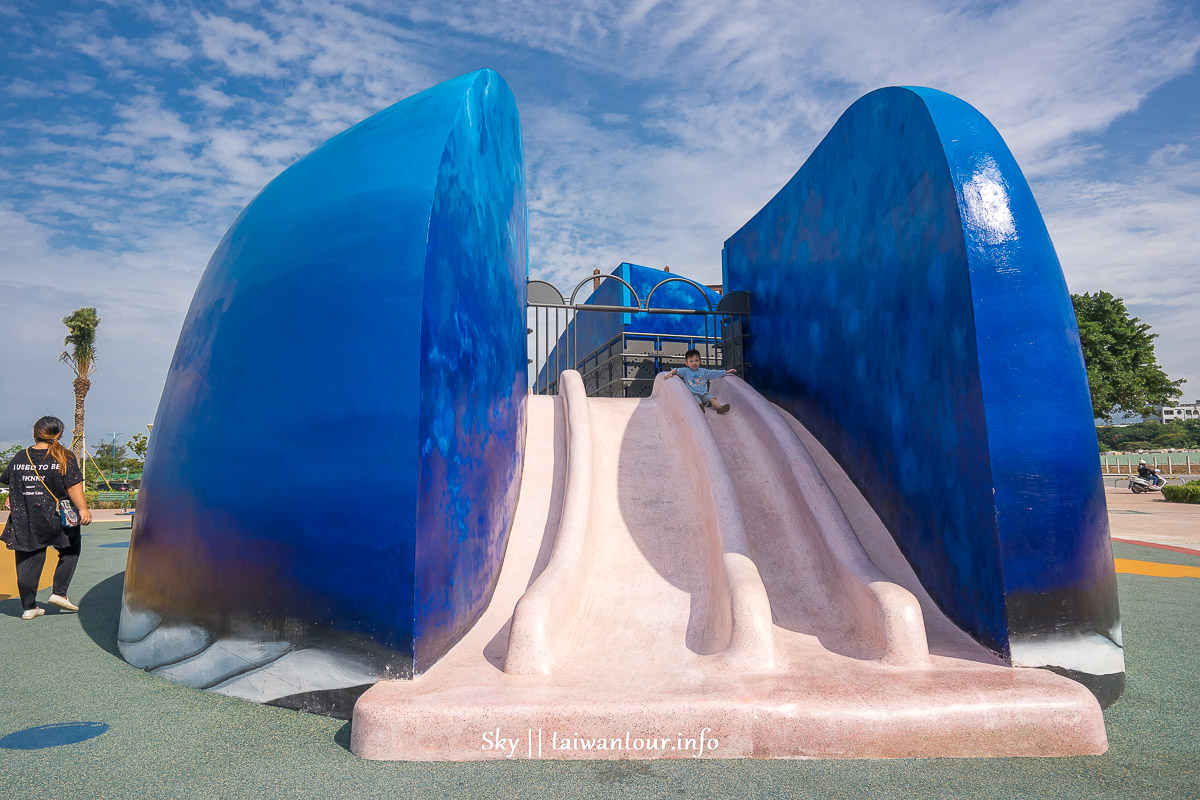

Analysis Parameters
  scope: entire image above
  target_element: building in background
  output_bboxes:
[1155,402,1200,422]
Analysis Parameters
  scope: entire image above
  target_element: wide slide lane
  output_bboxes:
[706,375,927,666]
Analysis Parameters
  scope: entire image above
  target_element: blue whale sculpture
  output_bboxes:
[724,86,1122,704]
[120,69,527,712]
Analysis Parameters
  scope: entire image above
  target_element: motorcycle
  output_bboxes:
[1129,473,1164,494]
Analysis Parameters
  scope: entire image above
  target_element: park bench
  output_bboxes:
[94,491,136,513]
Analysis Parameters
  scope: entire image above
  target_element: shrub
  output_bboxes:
[1162,480,1200,504]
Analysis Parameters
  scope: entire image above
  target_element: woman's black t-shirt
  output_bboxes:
[1,447,83,551]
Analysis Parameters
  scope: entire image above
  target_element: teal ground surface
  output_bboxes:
[1,524,1197,799]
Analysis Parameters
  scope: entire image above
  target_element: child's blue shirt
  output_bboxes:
[674,366,728,397]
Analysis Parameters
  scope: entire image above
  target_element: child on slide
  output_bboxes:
[664,349,737,413]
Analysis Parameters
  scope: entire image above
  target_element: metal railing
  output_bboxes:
[543,331,730,398]
[1100,453,1200,476]
[527,275,749,397]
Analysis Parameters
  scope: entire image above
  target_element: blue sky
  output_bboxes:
[2,0,1199,451]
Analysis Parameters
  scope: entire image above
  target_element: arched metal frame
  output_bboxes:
[527,280,566,395]
[716,290,750,315]
[713,290,751,376]
[568,274,642,380]
[527,279,565,306]
[644,276,717,367]
[526,275,750,396]
[568,274,642,308]
[644,276,714,311]
[525,281,561,393]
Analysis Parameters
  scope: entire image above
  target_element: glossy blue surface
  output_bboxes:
[723,87,1117,657]
[126,70,526,672]
[414,72,527,668]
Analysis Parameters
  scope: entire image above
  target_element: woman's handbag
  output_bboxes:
[58,498,81,527]
[25,448,81,527]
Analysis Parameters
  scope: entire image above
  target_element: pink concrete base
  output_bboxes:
[351,374,1107,761]
[353,663,1105,760]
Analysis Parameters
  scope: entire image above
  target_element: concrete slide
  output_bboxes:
[352,371,1106,760]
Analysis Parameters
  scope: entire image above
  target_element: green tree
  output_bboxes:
[1072,291,1183,422]
[60,307,100,459]
[1,443,22,467]
[118,432,148,474]
[126,432,148,460]
[90,439,128,477]
[1096,418,1200,451]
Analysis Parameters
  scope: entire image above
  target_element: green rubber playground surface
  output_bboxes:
[1,524,1197,799]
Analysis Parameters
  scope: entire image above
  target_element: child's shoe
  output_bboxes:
[21,607,45,620]
[715,403,731,414]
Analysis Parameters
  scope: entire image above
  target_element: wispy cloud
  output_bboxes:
[1041,140,1200,393]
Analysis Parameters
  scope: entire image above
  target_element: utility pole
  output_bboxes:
[107,432,124,476]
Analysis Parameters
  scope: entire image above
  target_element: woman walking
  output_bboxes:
[1,416,92,619]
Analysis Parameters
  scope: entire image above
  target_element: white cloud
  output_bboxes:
[187,84,238,109]
[0,209,202,444]
[5,78,56,98]
[192,12,302,78]
[111,93,200,144]
[1043,153,1200,395]
[152,36,193,62]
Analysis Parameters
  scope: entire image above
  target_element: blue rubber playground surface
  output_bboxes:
[1,521,1197,799]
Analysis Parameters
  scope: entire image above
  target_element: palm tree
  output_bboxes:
[60,307,100,459]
